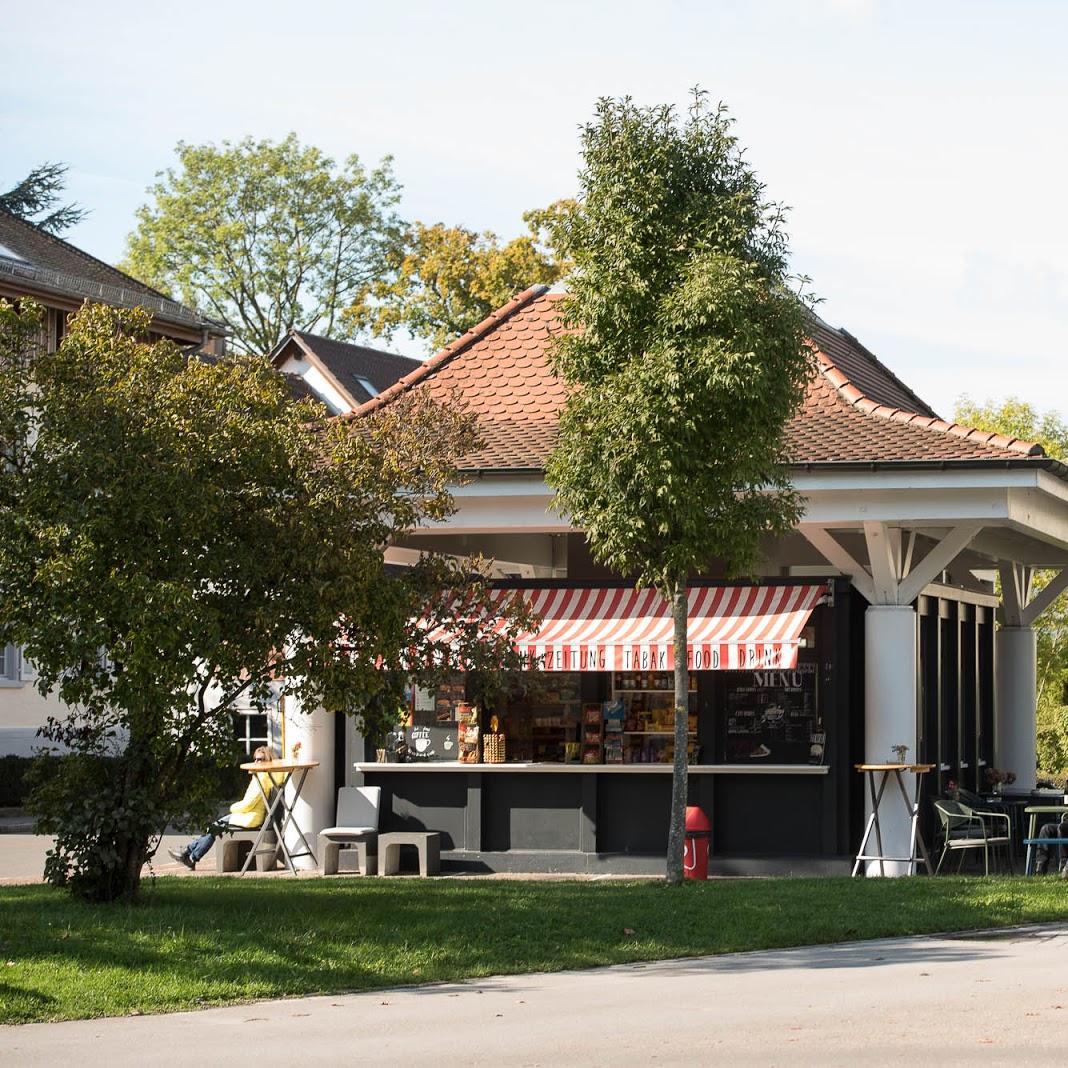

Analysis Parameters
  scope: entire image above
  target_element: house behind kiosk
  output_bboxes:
[0,213,418,760]
[0,208,227,757]
[297,282,1068,876]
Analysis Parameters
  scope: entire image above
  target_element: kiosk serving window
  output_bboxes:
[398,583,828,765]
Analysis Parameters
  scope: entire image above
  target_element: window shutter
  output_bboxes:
[20,650,37,682]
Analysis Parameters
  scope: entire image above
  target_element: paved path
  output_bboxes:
[4,925,1068,1065]
[0,833,197,884]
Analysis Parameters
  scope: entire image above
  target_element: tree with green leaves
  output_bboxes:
[0,162,87,234]
[346,204,568,349]
[0,299,532,902]
[122,135,404,356]
[955,395,1068,777]
[546,94,812,883]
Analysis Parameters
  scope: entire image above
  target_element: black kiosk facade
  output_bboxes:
[355,573,996,875]
[333,285,1065,876]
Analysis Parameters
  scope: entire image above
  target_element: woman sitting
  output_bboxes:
[168,746,283,870]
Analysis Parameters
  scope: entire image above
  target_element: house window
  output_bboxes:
[50,309,68,352]
[0,644,22,685]
[232,710,270,757]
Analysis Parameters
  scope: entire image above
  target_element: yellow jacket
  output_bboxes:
[228,770,286,829]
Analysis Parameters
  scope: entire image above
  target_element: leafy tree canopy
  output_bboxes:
[545,93,812,882]
[121,135,404,356]
[0,299,532,901]
[955,395,1068,461]
[954,395,1068,776]
[0,161,88,235]
[547,94,811,588]
[346,204,568,350]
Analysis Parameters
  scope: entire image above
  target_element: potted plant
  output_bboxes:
[985,768,1016,795]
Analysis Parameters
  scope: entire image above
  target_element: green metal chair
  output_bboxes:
[933,799,1012,875]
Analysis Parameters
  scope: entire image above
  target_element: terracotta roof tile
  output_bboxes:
[350,289,1045,471]
[804,311,938,417]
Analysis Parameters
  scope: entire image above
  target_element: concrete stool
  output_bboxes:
[214,829,279,873]
[319,834,377,876]
[378,831,441,876]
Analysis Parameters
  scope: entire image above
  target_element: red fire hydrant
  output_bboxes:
[684,805,711,880]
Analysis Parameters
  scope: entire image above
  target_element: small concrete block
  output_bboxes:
[319,834,376,876]
[378,832,441,877]
[214,829,278,873]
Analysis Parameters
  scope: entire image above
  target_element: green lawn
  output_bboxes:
[2,875,1068,1024]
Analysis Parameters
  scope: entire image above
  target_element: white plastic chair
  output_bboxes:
[319,786,381,875]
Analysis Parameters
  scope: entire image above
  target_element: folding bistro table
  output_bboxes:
[1022,804,1068,875]
[238,759,320,875]
[852,763,935,876]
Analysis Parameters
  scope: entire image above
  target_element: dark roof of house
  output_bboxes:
[802,310,939,418]
[0,207,225,336]
[272,330,423,407]
[353,285,1046,472]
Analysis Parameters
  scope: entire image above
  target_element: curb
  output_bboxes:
[0,809,35,834]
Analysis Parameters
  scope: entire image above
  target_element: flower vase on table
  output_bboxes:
[985,767,1015,796]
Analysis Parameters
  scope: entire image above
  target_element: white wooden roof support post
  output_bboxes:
[278,689,334,869]
[995,563,1068,791]
[802,521,981,875]
[866,522,978,873]
[996,625,1038,791]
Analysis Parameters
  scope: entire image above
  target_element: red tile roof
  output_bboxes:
[352,286,1045,470]
[355,287,568,469]
[804,312,938,418]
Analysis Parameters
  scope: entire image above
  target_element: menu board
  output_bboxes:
[723,663,822,765]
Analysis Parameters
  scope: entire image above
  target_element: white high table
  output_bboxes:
[852,763,935,877]
[238,759,320,875]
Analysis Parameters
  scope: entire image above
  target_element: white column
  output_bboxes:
[281,696,335,870]
[996,626,1038,792]
[864,605,918,877]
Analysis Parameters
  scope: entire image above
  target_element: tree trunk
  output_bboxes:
[665,580,689,884]
[116,831,149,903]
[96,739,155,903]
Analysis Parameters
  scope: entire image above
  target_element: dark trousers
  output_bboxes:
[1035,820,1068,873]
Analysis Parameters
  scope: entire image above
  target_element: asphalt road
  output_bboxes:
[4,924,1068,1066]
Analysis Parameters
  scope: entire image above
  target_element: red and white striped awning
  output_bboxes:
[432,584,825,672]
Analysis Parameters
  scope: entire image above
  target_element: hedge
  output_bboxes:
[0,754,248,809]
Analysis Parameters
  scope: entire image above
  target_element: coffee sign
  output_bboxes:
[405,724,458,762]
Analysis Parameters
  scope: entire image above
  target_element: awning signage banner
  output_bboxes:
[430,584,825,672]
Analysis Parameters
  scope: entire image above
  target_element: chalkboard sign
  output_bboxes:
[405,724,459,762]
[723,662,822,764]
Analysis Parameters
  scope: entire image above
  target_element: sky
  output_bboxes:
[3,0,1067,422]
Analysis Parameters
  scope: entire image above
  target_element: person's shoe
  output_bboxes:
[167,848,195,870]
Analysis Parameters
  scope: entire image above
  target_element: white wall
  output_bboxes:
[0,667,69,756]
[278,355,351,415]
